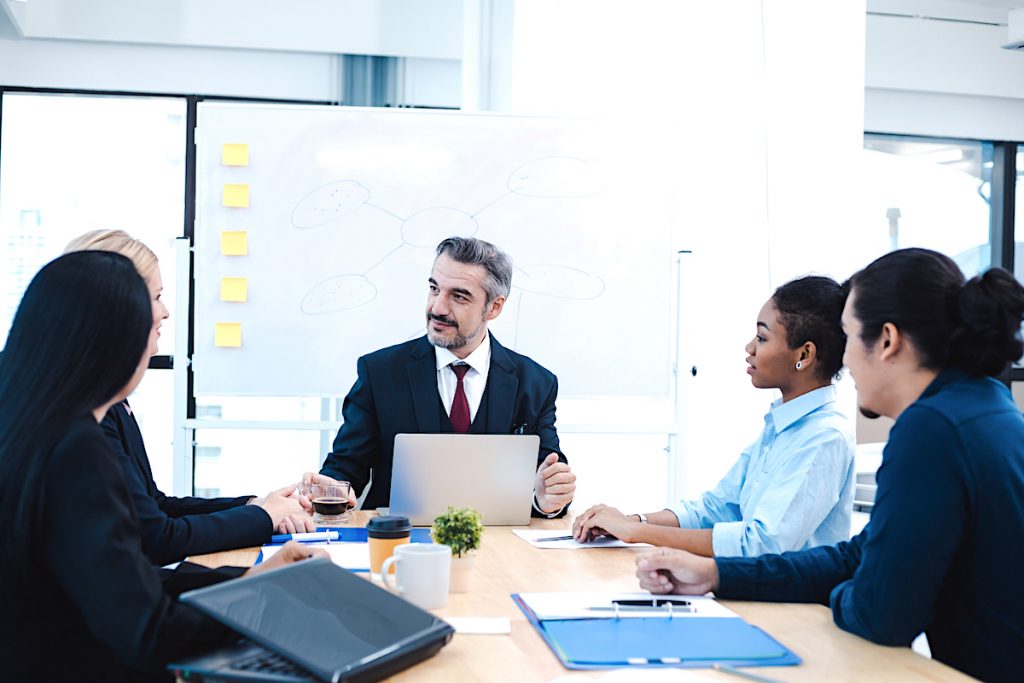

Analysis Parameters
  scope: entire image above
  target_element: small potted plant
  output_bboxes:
[431,506,483,592]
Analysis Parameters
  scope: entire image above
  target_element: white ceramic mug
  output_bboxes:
[380,543,452,610]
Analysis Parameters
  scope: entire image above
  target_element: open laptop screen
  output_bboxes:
[391,433,540,525]
[181,558,451,681]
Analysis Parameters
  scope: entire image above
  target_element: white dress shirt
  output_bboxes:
[434,332,491,423]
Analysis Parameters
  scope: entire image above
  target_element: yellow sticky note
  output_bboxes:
[221,143,249,166]
[221,231,248,256]
[214,322,242,348]
[222,184,250,208]
[220,277,248,303]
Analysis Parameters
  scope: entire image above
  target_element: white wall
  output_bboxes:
[866,1,1024,140]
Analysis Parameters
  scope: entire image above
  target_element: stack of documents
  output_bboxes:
[513,592,800,670]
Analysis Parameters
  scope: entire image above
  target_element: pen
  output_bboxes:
[533,534,575,542]
[270,531,340,544]
[711,664,783,683]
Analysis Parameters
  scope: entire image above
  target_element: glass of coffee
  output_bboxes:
[305,481,353,525]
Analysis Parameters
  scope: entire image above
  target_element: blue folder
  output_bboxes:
[513,594,801,670]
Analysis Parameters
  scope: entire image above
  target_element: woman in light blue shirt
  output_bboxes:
[573,276,855,557]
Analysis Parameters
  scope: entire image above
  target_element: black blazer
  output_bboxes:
[0,417,242,682]
[321,335,566,514]
[102,402,271,566]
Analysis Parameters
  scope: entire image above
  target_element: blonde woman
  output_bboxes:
[65,230,313,565]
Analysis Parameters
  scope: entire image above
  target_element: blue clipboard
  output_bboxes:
[513,594,801,670]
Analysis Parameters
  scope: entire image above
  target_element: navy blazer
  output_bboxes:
[102,402,271,566]
[321,335,566,515]
[715,370,1024,683]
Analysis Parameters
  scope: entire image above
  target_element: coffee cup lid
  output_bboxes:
[367,515,412,537]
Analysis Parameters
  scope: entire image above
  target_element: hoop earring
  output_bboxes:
[795,361,803,370]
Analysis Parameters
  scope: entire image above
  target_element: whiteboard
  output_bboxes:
[193,103,673,398]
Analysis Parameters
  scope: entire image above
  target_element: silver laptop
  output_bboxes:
[389,433,540,526]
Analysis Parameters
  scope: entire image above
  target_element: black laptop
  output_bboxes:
[169,557,455,682]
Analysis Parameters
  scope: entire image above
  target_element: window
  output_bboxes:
[0,92,187,346]
[0,91,187,487]
[862,135,994,277]
[194,428,322,498]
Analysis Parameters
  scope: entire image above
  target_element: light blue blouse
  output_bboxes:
[670,385,855,557]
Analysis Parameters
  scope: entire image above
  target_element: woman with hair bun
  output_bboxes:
[634,248,1024,683]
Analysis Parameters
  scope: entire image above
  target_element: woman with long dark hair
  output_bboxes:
[0,252,321,681]
[573,275,855,557]
[635,248,1024,682]
[64,229,314,566]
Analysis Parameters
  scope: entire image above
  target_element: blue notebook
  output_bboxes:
[513,594,801,670]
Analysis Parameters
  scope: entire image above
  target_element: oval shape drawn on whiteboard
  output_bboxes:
[301,274,377,314]
[507,156,605,198]
[401,207,479,248]
[514,264,605,300]
[291,180,370,228]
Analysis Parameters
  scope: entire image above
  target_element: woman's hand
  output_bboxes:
[244,541,328,577]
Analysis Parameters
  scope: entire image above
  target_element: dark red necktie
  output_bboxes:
[449,363,471,433]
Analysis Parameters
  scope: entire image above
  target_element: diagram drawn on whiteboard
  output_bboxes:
[296,156,607,318]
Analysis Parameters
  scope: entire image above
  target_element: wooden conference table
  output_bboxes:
[191,512,973,682]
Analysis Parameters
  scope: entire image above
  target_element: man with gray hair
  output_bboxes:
[312,236,576,517]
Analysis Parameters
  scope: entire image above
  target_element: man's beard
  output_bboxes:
[859,406,882,420]
[426,313,487,350]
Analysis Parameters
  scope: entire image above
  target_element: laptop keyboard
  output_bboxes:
[232,647,312,680]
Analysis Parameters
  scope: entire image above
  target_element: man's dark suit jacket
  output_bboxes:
[320,335,567,516]
[102,402,271,566]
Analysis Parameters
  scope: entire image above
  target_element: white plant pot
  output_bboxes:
[449,553,476,593]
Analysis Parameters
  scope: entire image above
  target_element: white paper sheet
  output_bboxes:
[260,542,370,571]
[516,592,738,620]
[513,529,650,549]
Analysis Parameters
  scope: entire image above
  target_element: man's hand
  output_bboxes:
[635,547,719,595]
[572,504,640,543]
[534,453,576,514]
[301,471,358,510]
[244,541,328,577]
